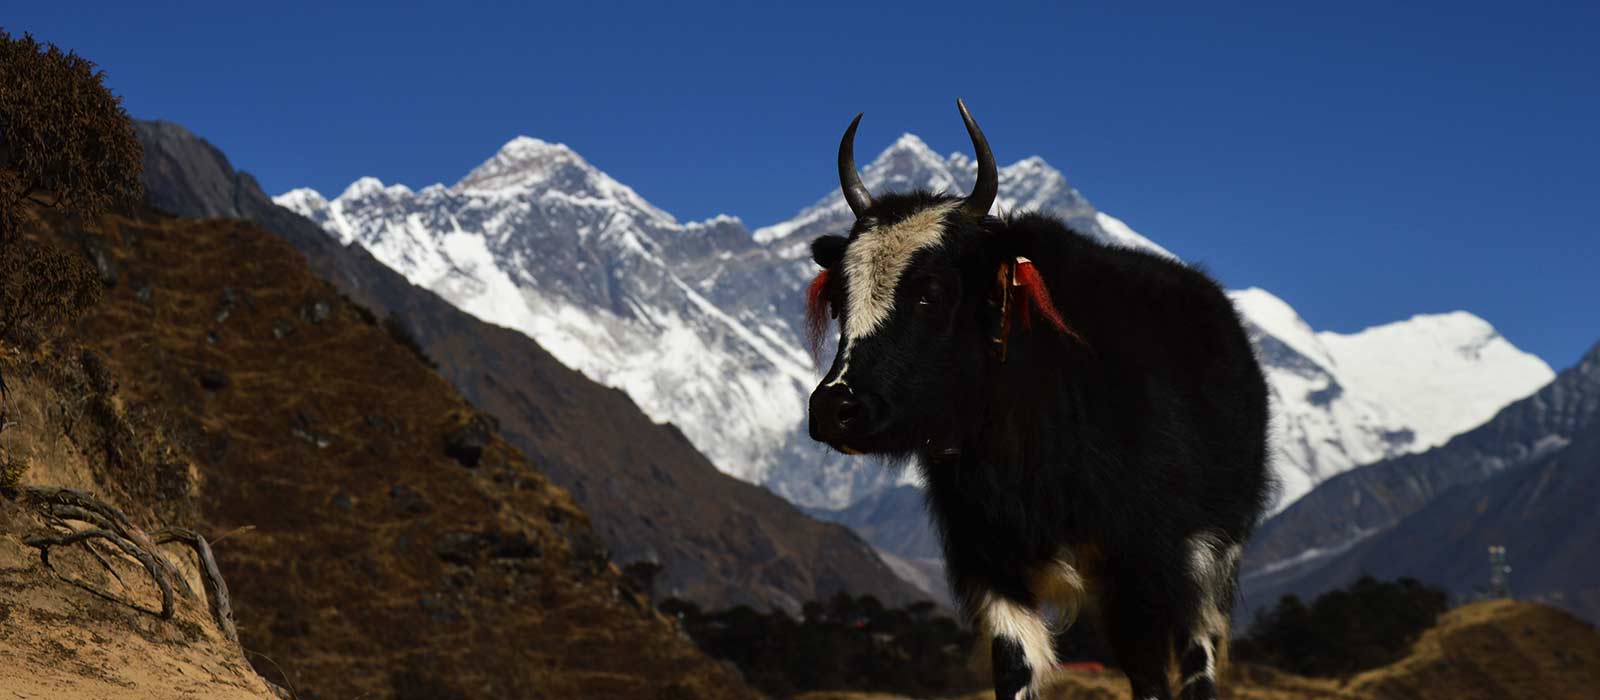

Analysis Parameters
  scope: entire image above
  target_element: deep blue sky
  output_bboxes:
[9,2,1596,367]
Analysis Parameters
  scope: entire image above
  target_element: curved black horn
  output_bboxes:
[957,98,997,218]
[838,112,874,216]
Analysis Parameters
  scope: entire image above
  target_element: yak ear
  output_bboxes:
[811,235,848,269]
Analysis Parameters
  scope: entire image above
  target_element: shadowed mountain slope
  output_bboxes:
[1244,342,1600,621]
[134,119,927,612]
[25,205,754,698]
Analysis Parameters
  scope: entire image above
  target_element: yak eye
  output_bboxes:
[914,278,945,307]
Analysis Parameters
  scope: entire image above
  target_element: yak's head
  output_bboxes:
[807,100,1022,457]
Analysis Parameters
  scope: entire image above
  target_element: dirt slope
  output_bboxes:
[0,318,276,697]
[0,501,277,699]
[14,208,753,699]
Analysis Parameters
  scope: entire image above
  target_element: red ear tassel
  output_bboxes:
[1012,259,1085,344]
[805,269,831,360]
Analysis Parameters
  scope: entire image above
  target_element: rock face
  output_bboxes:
[135,120,930,614]
[275,129,1551,522]
[1242,342,1600,623]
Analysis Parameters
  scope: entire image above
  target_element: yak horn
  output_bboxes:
[838,113,874,216]
[957,98,997,218]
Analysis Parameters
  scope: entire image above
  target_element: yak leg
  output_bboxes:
[1177,534,1241,700]
[1101,566,1177,700]
[976,592,1056,700]
[1176,632,1221,700]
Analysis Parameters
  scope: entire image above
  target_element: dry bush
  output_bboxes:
[0,28,142,240]
[0,238,104,348]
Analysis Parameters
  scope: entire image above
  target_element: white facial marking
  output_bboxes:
[840,201,958,341]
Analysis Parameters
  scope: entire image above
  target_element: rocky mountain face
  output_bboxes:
[278,131,1552,526]
[135,120,929,613]
[802,484,951,604]
[1240,342,1600,622]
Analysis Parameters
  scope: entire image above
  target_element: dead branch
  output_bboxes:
[21,485,193,598]
[80,537,132,590]
[24,527,174,619]
[13,485,253,640]
[155,526,238,643]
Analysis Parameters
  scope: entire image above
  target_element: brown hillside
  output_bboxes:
[135,119,931,612]
[16,208,753,699]
[0,335,278,699]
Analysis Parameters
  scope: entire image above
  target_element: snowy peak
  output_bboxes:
[1231,287,1335,368]
[751,132,955,244]
[1229,288,1553,510]
[864,132,966,194]
[1318,311,1552,450]
[276,129,1555,522]
[452,135,676,225]
[455,136,580,191]
[340,175,413,200]
[274,187,327,215]
[752,131,1170,260]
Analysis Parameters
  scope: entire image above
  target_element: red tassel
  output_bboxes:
[805,269,831,360]
[1012,259,1085,344]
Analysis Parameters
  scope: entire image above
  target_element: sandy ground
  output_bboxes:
[0,500,279,699]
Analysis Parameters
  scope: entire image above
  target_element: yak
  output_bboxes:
[803,100,1271,700]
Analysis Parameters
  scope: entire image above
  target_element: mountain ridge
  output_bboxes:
[276,129,1556,613]
[277,130,1552,519]
[1241,340,1600,618]
[136,119,930,613]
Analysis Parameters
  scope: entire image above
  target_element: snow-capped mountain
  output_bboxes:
[278,132,1551,515]
[1230,288,1552,508]
[280,137,814,496]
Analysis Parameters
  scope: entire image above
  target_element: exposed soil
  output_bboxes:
[0,322,275,698]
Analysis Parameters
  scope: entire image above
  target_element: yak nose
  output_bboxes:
[809,383,870,445]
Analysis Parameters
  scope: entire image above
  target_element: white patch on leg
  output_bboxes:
[978,593,1057,697]
[1184,532,1238,639]
[1180,635,1216,689]
[1183,532,1238,697]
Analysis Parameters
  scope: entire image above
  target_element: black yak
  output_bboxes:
[804,100,1271,700]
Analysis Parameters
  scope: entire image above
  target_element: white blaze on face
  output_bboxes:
[825,201,957,388]
[840,201,958,341]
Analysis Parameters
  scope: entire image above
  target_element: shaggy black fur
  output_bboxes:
[809,191,1271,700]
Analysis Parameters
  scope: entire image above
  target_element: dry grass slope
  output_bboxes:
[8,207,753,699]
[800,600,1600,700]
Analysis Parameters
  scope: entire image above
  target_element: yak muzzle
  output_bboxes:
[808,383,872,452]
